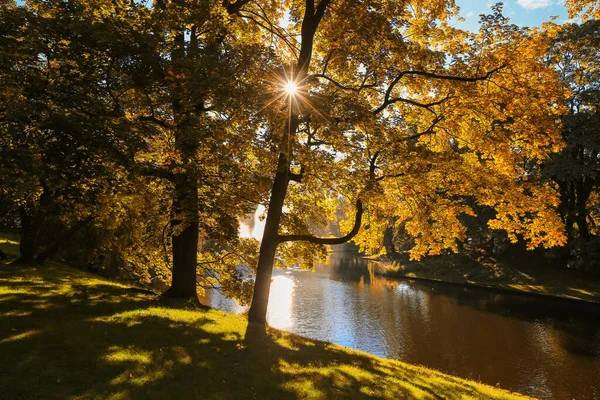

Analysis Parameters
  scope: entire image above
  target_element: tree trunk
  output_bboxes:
[247,0,329,324]
[247,154,290,324]
[577,211,590,241]
[383,226,397,257]
[161,17,201,302]
[163,176,200,302]
[17,206,35,264]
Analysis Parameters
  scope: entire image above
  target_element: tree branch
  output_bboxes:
[222,0,253,15]
[373,65,505,115]
[138,115,173,130]
[277,199,363,244]
[374,95,453,116]
[312,73,377,92]
[288,166,305,182]
[137,162,177,182]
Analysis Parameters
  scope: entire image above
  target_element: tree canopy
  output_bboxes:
[0,0,597,319]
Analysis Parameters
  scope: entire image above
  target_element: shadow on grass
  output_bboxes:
[0,264,525,400]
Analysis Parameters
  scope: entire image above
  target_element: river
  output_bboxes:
[201,252,600,399]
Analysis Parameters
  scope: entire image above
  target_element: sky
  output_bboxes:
[452,0,575,32]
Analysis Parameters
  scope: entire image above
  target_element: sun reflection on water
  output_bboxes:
[267,275,295,329]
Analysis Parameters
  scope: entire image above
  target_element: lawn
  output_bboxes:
[0,263,529,400]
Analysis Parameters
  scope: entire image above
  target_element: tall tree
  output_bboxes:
[122,0,274,301]
[247,2,566,324]
[544,20,600,268]
[0,0,139,263]
[0,0,271,303]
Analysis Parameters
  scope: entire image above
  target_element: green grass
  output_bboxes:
[0,263,530,400]
[374,252,600,303]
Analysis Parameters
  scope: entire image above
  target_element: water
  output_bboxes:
[201,253,600,399]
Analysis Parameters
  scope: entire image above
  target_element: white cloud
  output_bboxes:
[516,0,553,10]
[465,11,475,18]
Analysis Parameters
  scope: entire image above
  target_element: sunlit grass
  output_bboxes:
[0,263,530,399]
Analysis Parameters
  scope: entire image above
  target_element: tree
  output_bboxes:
[1,0,267,303]
[543,20,600,271]
[0,0,137,264]
[246,2,566,324]
[125,0,275,301]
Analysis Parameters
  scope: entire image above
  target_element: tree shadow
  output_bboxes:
[0,265,525,400]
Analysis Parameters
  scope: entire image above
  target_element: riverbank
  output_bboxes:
[370,252,600,304]
[0,263,530,399]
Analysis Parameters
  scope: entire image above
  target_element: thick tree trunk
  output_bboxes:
[163,176,200,302]
[161,17,201,302]
[247,154,290,324]
[576,178,594,242]
[577,211,590,241]
[17,206,35,264]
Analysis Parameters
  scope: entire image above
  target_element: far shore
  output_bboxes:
[364,252,600,305]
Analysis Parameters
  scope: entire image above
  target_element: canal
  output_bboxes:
[202,253,600,399]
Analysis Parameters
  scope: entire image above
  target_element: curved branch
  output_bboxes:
[373,65,506,115]
[277,199,363,244]
[374,95,453,116]
[312,73,377,92]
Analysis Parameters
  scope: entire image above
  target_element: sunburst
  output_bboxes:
[284,80,298,95]
[255,67,333,136]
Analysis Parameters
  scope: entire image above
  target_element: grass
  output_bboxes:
[373,251,600,303]
[0,263,531,400]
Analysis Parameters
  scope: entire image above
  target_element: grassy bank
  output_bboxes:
[372,252,600,304]
[0,263,529,400]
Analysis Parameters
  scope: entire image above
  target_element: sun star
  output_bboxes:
[284,80,297,95]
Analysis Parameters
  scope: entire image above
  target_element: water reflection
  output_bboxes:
[202,252,600,399]
[267,274,294,329]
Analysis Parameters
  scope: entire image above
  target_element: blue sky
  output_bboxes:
[453,0,574,31]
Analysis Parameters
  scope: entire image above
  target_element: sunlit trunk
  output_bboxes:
[248,154,290,324]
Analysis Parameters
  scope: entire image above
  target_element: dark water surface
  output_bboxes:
[201,253,600,399]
